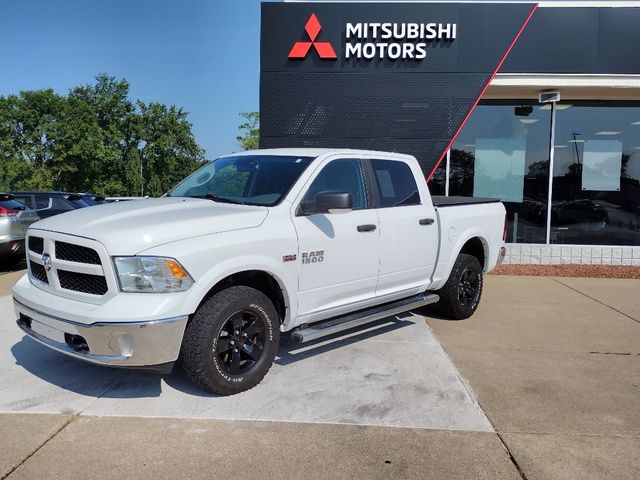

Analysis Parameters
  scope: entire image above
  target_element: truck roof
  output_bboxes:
[221,148,415,160]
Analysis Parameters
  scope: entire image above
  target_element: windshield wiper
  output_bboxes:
[194,194,245,205]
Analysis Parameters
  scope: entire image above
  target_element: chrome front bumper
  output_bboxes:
[14,298,188,368]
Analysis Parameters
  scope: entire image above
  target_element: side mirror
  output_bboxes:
[299,191,353,215]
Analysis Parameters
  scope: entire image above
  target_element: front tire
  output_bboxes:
[181,286,280,395]
[435,253,483,320]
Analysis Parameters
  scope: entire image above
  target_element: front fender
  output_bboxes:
[186,255,295,328]
[138,220,300,329]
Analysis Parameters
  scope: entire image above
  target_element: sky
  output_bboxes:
[0,0,266,159]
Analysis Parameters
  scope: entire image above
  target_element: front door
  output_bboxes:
[292,157,380,319]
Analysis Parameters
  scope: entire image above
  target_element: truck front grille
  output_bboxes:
[58,269,108,295]
[28,236,44,254]
[27,234,112,301]
[55,241,101,264]
[30,263,48,284]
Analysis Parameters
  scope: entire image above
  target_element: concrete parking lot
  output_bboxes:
[0,267,638,479]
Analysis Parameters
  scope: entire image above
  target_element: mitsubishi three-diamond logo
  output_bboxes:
[288,13,337,60]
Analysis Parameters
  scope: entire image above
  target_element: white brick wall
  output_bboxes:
[504,244,640,266]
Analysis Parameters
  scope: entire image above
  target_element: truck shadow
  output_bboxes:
[11,336,165,399]
[414,304,465,321]
[9,313,417,400]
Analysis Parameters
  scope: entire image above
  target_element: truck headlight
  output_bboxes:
[113,257,194,293]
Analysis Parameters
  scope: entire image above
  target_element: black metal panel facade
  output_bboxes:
[260,2,536,175]
[503,7,640,74]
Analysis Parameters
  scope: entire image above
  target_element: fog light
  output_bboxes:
[18,313,32,330]
[64,333,89,352]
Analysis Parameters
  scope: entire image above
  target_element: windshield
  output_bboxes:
[167,155,314,206]
[80,195,105,206]
[69,198,91,208]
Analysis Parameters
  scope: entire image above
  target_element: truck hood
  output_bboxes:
[30,197,269,254]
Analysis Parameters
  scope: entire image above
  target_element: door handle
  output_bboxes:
[419,218,435,226]
[357,224,377,232]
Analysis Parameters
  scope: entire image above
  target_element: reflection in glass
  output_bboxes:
[448,102,551,244]
[551,103,640,246]
[427,161,446,195]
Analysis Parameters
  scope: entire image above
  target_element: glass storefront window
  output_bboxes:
[427,161,446,196]
[448,101,552,244]
[551,103,640,246]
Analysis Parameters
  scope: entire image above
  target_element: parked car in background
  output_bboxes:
[77,193,106,206]
[0,194,39,266]
[8,192,90,219]
[551,199,609,233]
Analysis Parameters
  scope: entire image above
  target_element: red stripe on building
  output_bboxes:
[426,3,539,182]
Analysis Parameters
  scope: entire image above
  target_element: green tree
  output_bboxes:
[137,102,204,196]
[59,74,135,193]
[0,89,63,190]
[236,111,259,150]
[0,74,205,196]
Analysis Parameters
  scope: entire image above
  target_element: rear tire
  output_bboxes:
[181,286,280,395]
[435,253,483,320]
[3,253,25,269]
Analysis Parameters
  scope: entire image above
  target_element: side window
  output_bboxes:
[303,159,367,210]
[370,159,421,208]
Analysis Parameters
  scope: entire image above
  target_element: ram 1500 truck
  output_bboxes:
[13,149,506,395]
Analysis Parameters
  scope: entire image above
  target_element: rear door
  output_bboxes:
[367,157,439,297]
[292,157,380,318]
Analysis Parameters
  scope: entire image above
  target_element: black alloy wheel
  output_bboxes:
[181,285,280,395]
[458,267,480,308]
[435,253,484,320]
[215,310,268,375]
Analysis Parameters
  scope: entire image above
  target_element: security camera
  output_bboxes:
[539,91,560,104]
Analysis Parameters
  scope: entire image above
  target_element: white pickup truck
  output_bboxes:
[13,148,506,395]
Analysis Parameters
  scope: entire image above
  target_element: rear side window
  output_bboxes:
[13,195,34,209]
[370,159,421,208]
[0,199,26,210]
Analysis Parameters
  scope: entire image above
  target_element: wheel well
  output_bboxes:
[459,237,486,270]
[199,270,286,323]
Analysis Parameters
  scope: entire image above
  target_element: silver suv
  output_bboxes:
[0,194,40,266]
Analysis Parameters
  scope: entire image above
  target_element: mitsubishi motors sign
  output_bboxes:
[261,1,538,175]
[288,12,457,61]
[262,2,537,73]
[344,21,457,60]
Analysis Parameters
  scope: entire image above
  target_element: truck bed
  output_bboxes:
[432,196,501,207]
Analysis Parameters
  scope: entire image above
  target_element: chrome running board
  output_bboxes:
[291,292,439,343]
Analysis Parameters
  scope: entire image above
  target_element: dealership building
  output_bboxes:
[260,1,640,265]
